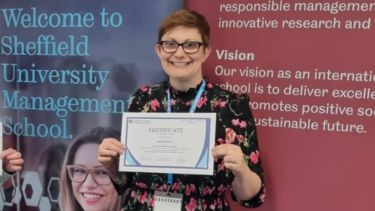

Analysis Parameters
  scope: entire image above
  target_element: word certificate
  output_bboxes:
[119,112,216,175]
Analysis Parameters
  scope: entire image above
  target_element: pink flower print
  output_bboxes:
[197,96,208,108]
[185,198,198,211]
[130,190,137,198]
[150,197,155,207]
[217,138,224,144]
[232,119,240,126]
[171,182,180,192]
[232,119,246,128]
[217,161,226,171]
[171,98,176,106]
[184,183,196,196]
[157,183,168,191]
[236,134,246,143]
[218,100,227,107]
[249,150,260,164]
[217,184,226,193]
[202,202,208,210]
[216,198,223,209]
[207,82,213,88]
[213,99,227,108]
[136,182,148,189]
[225,128,236,143]
[202,186,214,196]
[140,85,149,92]
[150,99,160,111]
[239,120,246,128]
[209,201,217,210]
[138,191,148,203]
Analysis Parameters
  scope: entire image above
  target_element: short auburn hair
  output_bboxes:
[157,9,210,46]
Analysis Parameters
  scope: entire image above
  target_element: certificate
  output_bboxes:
[119,112,216,175]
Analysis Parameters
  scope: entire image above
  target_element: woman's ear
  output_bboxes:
[202,45,212,62]
[154,43,162,58]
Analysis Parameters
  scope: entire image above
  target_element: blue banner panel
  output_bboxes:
[0,1,182,210]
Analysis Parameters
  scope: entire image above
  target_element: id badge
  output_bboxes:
[153,191,183,211]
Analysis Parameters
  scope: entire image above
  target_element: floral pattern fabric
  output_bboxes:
[118,80,265,210]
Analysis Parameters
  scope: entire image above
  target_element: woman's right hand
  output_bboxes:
[0,148,24,173]
[97,138,125,170]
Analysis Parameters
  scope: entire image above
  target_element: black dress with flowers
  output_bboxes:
[118,80,265,211]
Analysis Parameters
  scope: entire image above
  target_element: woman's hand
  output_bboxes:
[212,143,261,200]
[0,148,24,173]
[211,143,247,176]
[97,138,125,171]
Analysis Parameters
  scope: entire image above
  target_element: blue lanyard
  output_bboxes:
[166,80,206,185]
[167,80,206,113]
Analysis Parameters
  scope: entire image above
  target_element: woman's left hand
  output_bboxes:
[212,144,262,200]
[211,144,247,176]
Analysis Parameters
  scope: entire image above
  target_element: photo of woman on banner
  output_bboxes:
[0,148,24,184]
[60,127,124,211]
[98,9,265,210]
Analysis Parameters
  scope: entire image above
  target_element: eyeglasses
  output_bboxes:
[67,165,112,185]
[159,41,204,54]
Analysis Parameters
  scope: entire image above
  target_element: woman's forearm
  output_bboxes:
[232,167,262,201]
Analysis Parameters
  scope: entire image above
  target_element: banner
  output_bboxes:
[2,1,375,210]
[0,1,182,210]
[185,1,375,211]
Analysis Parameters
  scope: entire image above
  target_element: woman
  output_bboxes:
[98,9,265,210]
[0,148,23,184]
[60,127,124,211]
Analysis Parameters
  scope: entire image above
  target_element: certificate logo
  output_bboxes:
[128,119,150,124]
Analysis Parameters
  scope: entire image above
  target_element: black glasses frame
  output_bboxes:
[159,41,204,54]
[66,164,112,185]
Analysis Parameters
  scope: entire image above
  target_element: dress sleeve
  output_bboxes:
[127,86,151,112]
[226,94,265,208]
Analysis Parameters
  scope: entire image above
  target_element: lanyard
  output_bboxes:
[167,80,206,113]
[165,80,206,185]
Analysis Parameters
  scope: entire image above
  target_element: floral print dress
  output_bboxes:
[117,80,265,211]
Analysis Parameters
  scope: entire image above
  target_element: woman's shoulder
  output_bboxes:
[207,81,250,103]
[133,81,167,96]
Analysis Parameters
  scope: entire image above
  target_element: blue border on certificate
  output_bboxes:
[123,117,212,170]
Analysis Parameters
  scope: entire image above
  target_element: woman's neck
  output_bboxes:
[169,76,203,91]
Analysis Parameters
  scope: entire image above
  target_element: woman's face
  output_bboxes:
[71,143,118,211]
[155,26,211,88]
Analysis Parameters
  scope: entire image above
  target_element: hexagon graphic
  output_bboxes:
[12,186,22,205]
[21,171,43,206]
[39,196,52,211]
[0,187,4,211]
[47,177,60,203]
[1,176,17,206]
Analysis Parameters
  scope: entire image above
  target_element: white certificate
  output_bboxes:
[119,112,216,175]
